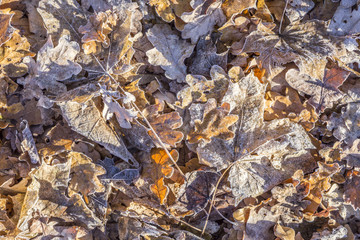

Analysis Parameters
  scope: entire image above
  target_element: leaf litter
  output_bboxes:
[1,0,360,239]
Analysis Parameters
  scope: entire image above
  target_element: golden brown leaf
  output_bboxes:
[188,98,238,144]
[274,223,296,240]
[0,9,15,47]
[144,102,183,148]
[343,170,360,210]
[150,178,169,205]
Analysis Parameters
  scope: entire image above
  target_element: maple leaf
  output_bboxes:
[187,98,239,145]
[146,24,194,83]
[286,64,350,112]
[143,102,183,149]
[241,20,338,80]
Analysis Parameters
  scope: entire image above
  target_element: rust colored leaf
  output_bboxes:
[188,98,238,144]
[150,178,169,205]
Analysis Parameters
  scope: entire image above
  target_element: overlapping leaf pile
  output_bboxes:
[1,0,360,239]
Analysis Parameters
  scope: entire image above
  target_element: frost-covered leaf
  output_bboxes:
[33,35,82,94]
[221,0,256,18]
[242,20,338,80]
[20,120,40,165]
[286,65,350,112]
[343,170,360,210]
[37,0,86,43]
[327,102,360,148]
[181,0,226,44]
[143,102,183,148]
[286,0,315,23]
[146,24,195,83]
[98,157,139,184]
[188,36,228,77]
[329,0,360,35]
[188,98,239,145]
[57,87,137,166]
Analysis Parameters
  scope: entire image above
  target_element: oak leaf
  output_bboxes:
[187,98,239,145]
[143,102,183,149]
[146,24,194,83]
[147,148,179,204]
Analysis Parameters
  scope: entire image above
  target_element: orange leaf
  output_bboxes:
[150,178,169,205]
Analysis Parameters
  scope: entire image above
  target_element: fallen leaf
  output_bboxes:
[0,10,15,47]
[343,170,360,210]
[274,223,296,240]
[57,86,138,167]
[187,98,239,145]
[286,65,350,112]
[181,0,226,44]
[143,102,183,149]
[221,0,256,18]
[146,24,195,83]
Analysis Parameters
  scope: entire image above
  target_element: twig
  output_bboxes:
[279,0,289,34]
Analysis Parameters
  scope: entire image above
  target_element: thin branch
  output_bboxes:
[279,0,289,34]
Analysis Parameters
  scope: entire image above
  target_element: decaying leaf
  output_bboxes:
[329,0,360,35]
[19,120,40,165]
[188,98,239,145]
[221,0,257,18]
[0,10,15,47]
[146,24,194,83]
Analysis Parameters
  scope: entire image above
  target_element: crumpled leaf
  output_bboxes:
[286,65,350,112]
[57,86,138,166]
[188,36,228,77]
[310,225,350,240]
[0,31,34,77]
[0,10,15,47]
[343,170,360,210]
[78,10,118,54]
[188,98,239,145]
[68,152,106,200]
[32,35,82,94]
[177,65,229,108]
[146,24,194,83]
[241,20,339,80]
[143,102,183,149]
[274,223,296,240]
[181,0,226,44]
[19,120,40,165]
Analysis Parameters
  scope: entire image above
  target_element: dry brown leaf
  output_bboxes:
[143,102,183,149]
[221,0,256,18]
[188,98,239,145]
[274,223,296,240]
[68,152,106,201]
